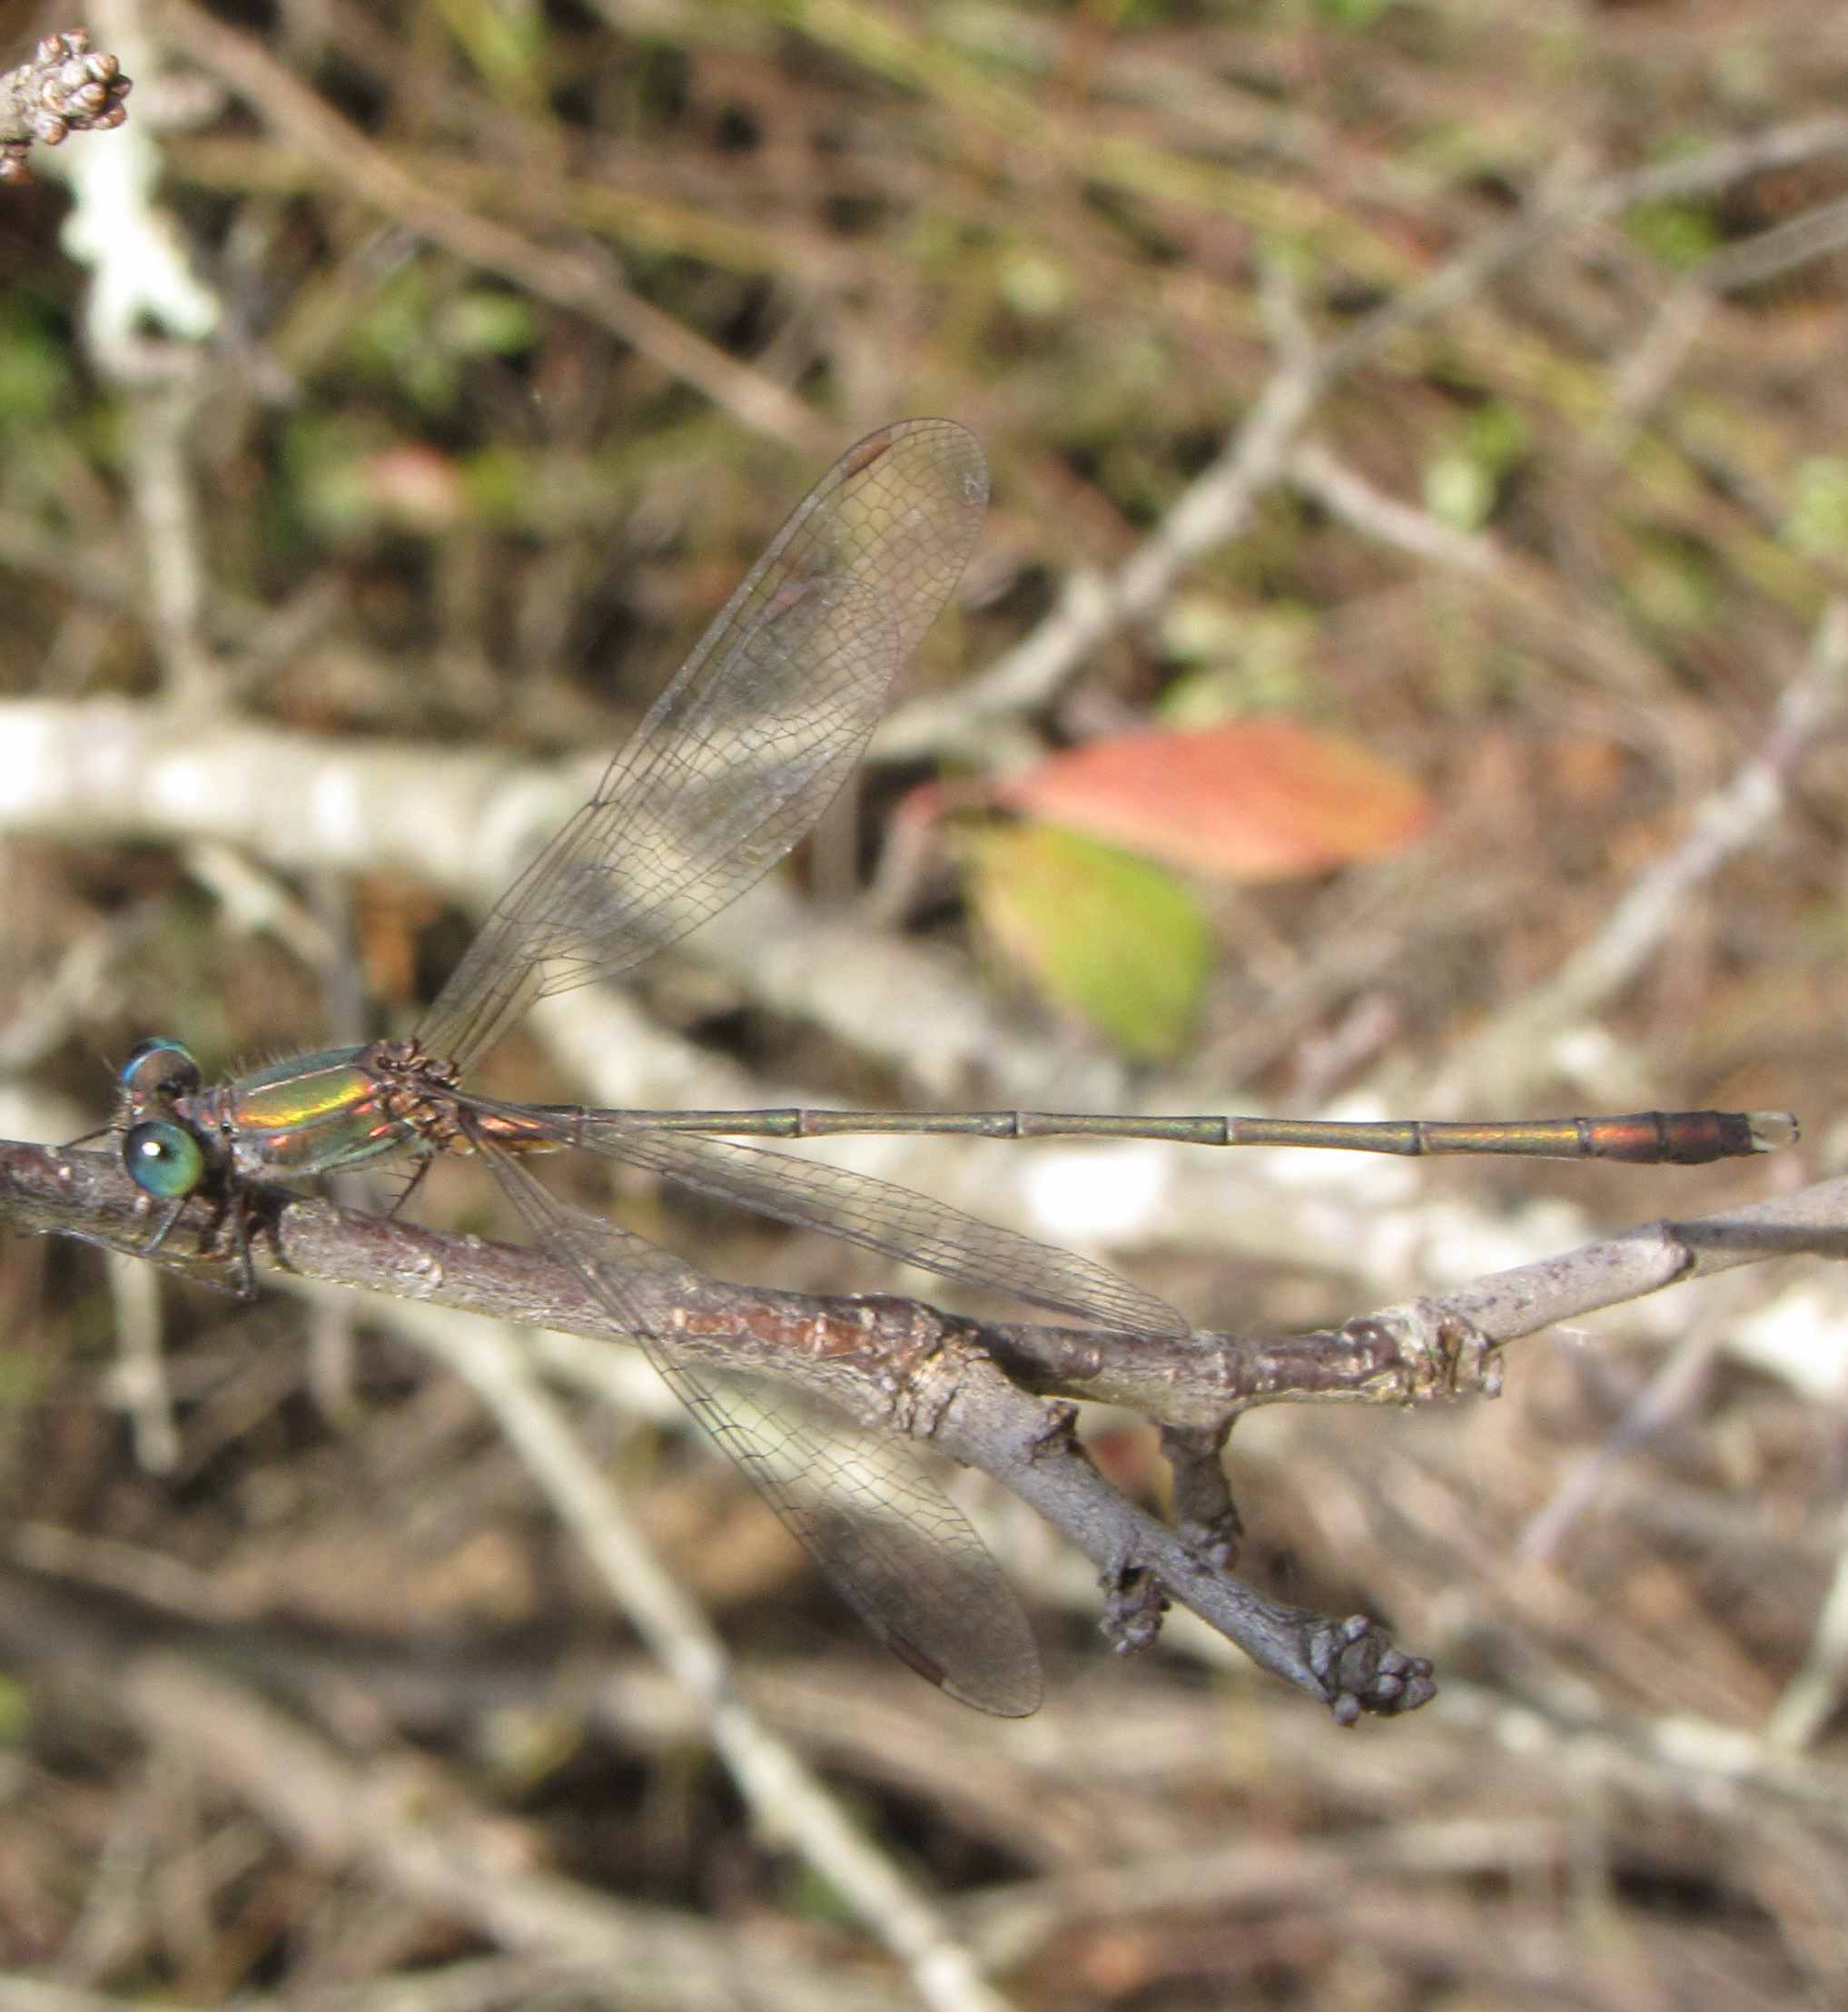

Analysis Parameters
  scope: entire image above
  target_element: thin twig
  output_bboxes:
[125,372,222,707]
[873,153,1617,764]
[874,322,1329,764]
[107,1652,900,2012]
[150,0,829,453]
[412,1303,1018,2012]
[1432,599,1848,1107]
[1766,1496,1848,1751]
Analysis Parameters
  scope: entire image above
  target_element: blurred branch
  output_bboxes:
[54,9,215,360]
[0,695,1126,1120]
[0,1597,908,2012]
[1434,599,1848,1108]
[124,367,223,705]
[1603,114,1848,211]
[148,0,828,451]
[1767,1494,1848,1751]
[876,273,1329,763]
[407,1284,1016,2012]
[875,155,1617,764]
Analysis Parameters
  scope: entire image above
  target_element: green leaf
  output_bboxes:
[964,824,1212,1060]
[439,290,540,359]
[0,295,72,428]
[0,1673,30,1744]
[1784,458,1848,558]
[1157,601,1319,717]
[1425,399,1531,531]
[1625,527,1720,631]
[1627,199,1722,271]
[0,1346,48,1407]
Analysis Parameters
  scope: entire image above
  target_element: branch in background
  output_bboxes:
[0,31,131,183]
[872,154,1623,766]
[875,271,1329,765]
[152,0,826,451]
[0,1134,1433,1721]
[8,1136,1836,1721]
[0,1594,911,2012]
[1432,599,1848,1109]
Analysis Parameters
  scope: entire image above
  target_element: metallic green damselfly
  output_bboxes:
[112,419,1794,1715]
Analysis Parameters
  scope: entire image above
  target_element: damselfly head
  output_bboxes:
[116,1041,214,1202]
[118,1037,203,1106]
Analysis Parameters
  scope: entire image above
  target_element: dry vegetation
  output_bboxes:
[3,2,1848,2007]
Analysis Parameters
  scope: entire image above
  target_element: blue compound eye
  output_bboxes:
[123,1120,207,1200]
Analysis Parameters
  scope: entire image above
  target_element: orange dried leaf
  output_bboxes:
[993,721,1432,881]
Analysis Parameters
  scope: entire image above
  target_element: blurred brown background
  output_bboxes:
[1,1,1845,2007]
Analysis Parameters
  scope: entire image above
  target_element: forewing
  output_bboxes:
[420,420,988,1070]
[483,1148,1043,1717]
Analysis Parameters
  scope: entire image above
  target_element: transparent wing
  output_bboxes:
[420,420,988,1071]
[484,1148,1043,1717]
[456,1092,1191,1339]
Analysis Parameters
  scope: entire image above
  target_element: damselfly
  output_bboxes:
[112,419,1794,1713]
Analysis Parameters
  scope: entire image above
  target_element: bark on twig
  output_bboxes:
[6,1135,1833,1721]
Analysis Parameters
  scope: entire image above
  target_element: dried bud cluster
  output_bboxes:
[2,30,133,185]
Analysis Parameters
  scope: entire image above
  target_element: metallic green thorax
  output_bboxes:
[205,1048,420,1178]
